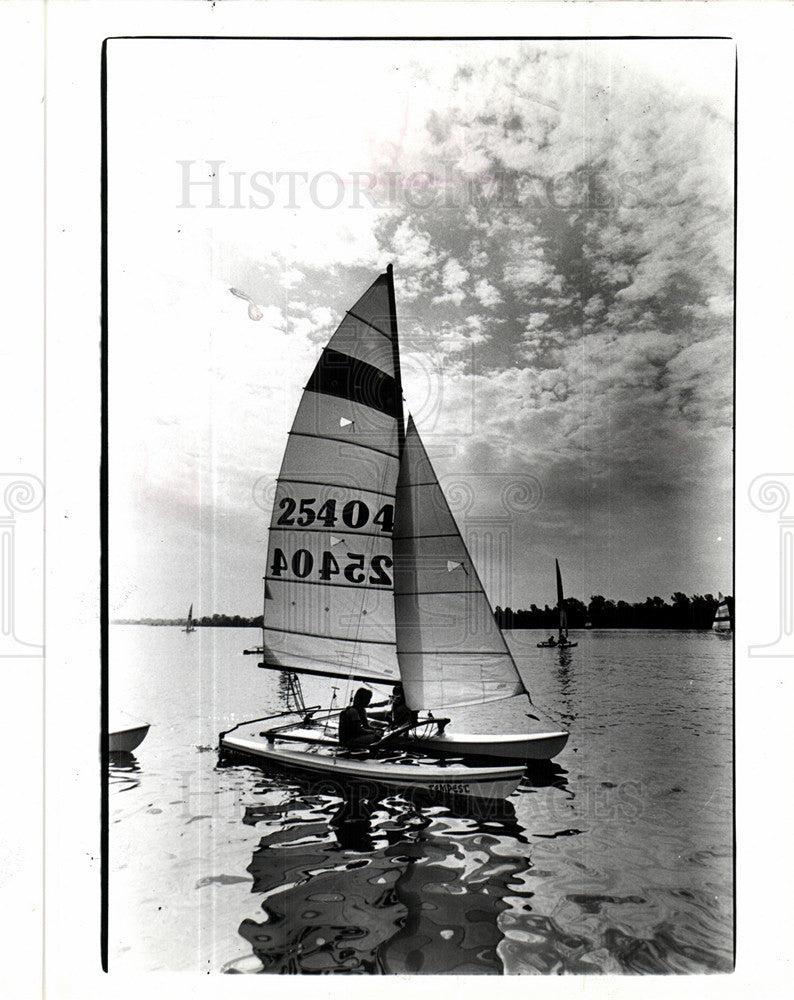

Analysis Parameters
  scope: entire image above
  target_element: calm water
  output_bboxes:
[109,626,732,974]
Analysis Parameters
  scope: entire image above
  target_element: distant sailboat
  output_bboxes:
[183,604,196,633]
[712,593,732,635]
[220,266,567,799]
[537,560,577,648]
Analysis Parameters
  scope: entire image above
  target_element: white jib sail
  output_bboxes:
[393,416,526,711]
[262,273,402,684]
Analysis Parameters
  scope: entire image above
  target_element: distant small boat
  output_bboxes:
[712,593,732,635]
[109,724,150,752]
[183,603,196,633]
[243,646,264,655]
[537,559,578,648]
[584,620,592,629]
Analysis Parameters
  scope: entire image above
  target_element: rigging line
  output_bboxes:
[343,351,400,711]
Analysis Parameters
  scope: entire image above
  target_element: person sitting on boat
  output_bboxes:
[338,688,380,749]
[389,683,418,730]
[547,635,557,646]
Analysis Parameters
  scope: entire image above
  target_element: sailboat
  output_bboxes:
[712,592,732,635]
[536,560,577,648]
[220,266,567,799]
[183,603,196,633]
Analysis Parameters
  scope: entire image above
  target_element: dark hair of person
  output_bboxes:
[353,688,372,708]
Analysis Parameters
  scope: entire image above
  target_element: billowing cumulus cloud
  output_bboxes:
[109,39,733,616]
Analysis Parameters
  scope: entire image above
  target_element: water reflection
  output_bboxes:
[108,750,141,792]
[228,780,533,974]
[553,646,577,724]
[521,760,570,795]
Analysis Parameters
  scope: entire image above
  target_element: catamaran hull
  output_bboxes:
[395,729,568,762]
[108,724,149,752]
[537,642,577,648]
[219,729,524,801]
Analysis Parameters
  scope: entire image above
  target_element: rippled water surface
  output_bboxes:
[109,626,732,974]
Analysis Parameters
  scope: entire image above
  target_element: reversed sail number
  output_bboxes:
[269,547,393,587]
[276,497,393,534]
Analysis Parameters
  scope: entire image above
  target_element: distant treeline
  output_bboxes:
[113,614,264,628]
[495,593,733,631]
[116,594,732,631]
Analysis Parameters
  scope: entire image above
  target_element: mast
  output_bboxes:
[386,263,406,458]
[261,576,267,649]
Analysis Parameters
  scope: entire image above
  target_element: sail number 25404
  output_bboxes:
[277,497,393,533]
[269,548,393,587]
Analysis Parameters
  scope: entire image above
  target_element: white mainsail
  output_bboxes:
[393,416,526,711]
[262,270,402,684]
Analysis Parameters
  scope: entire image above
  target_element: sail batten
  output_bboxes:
[393,416,525,712]
[288,430,399,460]
[345,309,392,341]
[264,624,396,645]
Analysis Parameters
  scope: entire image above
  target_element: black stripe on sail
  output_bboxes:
[305,348,399,418]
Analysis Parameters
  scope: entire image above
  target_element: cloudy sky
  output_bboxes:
[108,38,734,619]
